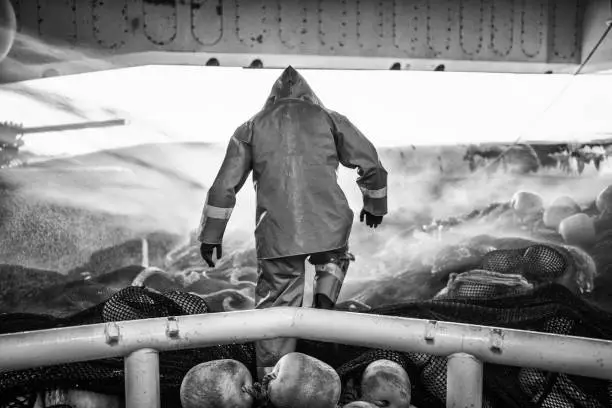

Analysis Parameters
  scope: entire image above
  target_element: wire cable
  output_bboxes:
[478,13,612,172]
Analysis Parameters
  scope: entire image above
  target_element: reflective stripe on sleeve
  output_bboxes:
[359,186,387,199]
[204,204,234,220]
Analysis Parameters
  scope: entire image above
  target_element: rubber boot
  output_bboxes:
[312,293,335,310]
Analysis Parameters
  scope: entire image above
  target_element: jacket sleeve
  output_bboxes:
[197,122,253,244]
[328,111,388,217]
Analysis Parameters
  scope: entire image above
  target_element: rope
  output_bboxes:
[242,373,276,407]
[241,383,268,404]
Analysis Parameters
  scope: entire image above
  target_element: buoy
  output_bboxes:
[596,185,612,214]
[267,352,341,408]
[343,402,378,407]
[180,359,254,408]
[67,390,121,408]
[361,359,412,408]
[36,388,121,408]
[0,0,17,63]
[343,401,420,408]
[511,191,544,216]
[558,213,596,248]
[543,196,581,229]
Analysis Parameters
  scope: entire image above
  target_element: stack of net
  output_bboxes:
[0,287,254,408]
[434,243,573,301]
[1,241,612,408]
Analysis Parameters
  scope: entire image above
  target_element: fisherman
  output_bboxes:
[196,66,388,381]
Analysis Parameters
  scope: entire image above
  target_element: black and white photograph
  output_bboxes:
[1,1,612,407]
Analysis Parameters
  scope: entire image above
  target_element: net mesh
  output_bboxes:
[1,242,612,408]
[479,244,570,282]
[439,270,534,299]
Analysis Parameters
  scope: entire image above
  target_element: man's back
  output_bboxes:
[198,66,387,261]
[248,97,353,260]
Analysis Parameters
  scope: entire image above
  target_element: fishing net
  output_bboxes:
[1,242,612,408]
[0,288,255,408]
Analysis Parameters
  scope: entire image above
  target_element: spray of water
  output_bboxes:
[3,130,611,276]
[1,30,611,284]
[336,146,612,280]
[1,18,122,83]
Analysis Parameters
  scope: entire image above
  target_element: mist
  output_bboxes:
[8,138,611,281]
[2,31,612,279]
[2,27,120,84]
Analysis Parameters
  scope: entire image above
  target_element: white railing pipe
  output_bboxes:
[0,307,611,380]
[124,348,160,408]
[447,353,483,408]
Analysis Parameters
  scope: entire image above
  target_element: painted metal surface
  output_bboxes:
[0,0,600,81]
[5,0,582,61]
[447,353,483,408]
[579,0,612,73]
[0,307,612,380]
[124,348,161,408]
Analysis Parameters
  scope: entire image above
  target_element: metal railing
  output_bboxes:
[1,307,612,408]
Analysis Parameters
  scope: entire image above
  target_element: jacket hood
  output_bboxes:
[264,66,324,108]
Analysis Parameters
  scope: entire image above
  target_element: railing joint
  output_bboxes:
[166,317,180,338]
[489,328,504,353]
[425,320,438,343]
[104,322,120,345]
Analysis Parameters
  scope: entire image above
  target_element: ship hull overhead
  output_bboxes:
[0,0,611,83]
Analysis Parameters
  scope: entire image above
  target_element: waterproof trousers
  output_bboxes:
[253,247,353,379]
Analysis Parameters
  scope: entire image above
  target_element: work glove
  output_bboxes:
[360,209,383,228]
[200,242,223,268]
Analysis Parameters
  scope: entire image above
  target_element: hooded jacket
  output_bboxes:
[198,66,388,260]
